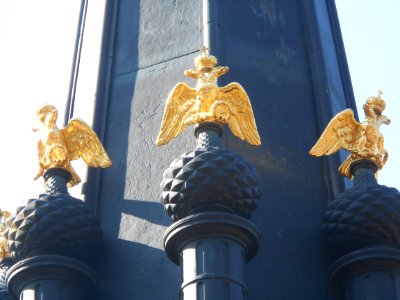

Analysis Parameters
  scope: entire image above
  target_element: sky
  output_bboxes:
[0,1,399,211]
[335,0,400,189]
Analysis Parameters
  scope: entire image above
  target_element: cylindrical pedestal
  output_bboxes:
[164,212,260,300]
[6,255,96,300]
[330,247,400,300]
[0,258,13,300]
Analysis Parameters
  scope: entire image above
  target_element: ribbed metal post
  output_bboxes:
[181,238,245,300]
[7,255,96,300]
[330,248,400,299]
[164,213,260,300]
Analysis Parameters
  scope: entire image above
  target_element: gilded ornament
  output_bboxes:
[310,91,390,178]
[0,211,10,259]
[33,104,112,187]
[156,47,261,146]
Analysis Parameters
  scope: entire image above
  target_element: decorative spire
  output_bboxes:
[158,46,261,300]
[33,104,112,187]
[310,91,390,178]
[155,48,261,146]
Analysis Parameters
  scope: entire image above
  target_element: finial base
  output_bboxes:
[43,168,72,194]
[6,255,96,300]
[194,122,223,148]
[164,212,260,300]
[329,247,400,300]
[349,159,378,186]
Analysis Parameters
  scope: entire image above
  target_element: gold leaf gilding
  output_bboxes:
[310,91,390,178]
[156,48,261,146]
[33,105,112,187]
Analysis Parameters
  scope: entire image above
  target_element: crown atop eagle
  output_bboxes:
[194,47,217,68]
[366,90,386,114]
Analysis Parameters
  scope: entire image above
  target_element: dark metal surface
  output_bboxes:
[5,169,101,263]
[164,212,260,265]
[194,122,223,148]
[164,212,260,300]
[161,108,260,298]
[330,248,400,300]
[4,169,101,299]
[43,168,72,195]
[323,160,400,299]
[89,0,357,299]
[0,258,13,300]
[6,255,96,300]
[180,238,247,300]
[161,146,260,220]
[323,163,400,257]
[350,160,378,186]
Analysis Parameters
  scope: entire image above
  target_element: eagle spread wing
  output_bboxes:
[156,82,197,145]
[310,109,361,156]
[218,83,261,146]
[61,119,112,168]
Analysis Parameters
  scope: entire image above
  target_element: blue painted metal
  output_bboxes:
[7,255,96,300]
[85,1,359,299]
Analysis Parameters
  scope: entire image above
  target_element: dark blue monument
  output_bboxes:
[2,1,400,299]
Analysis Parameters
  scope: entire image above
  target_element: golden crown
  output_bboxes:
[194,47,218,68]
[367,90,386,113]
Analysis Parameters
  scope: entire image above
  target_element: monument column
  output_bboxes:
[157,49,262,299]
[90,0,359,298]
[3,105,111,299]
[162,124,261,300]
[311,93,400,299]
[5,169,101,300]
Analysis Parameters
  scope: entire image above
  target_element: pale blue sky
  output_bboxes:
[0,1,398,211]
[336,0,400,189]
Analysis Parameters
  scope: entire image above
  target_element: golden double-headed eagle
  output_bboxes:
[156,48,261,146]
[33,105,112,187]
[310,91,390,177]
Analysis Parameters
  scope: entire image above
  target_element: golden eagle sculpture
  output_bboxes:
[155,48,261,146]
[310,91,390,178]
[33,104,112,187]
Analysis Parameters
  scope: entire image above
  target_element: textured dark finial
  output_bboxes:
[322,158,400,258]
[43,168,72,194]
[350,159,378,186]
[194,122,223,148]
[160,147,261,221]
[5,170,102,263]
